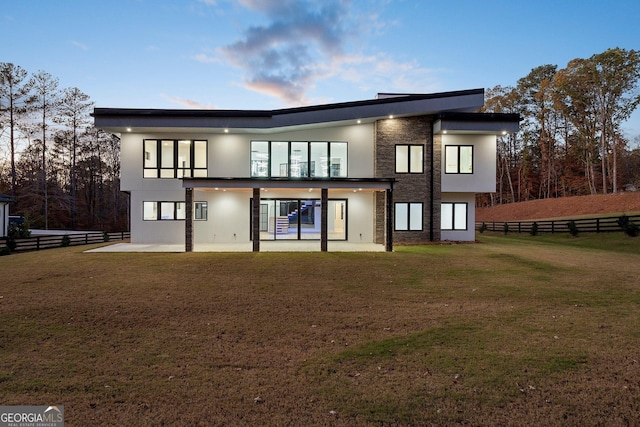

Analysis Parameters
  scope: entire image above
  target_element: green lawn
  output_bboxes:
[1,234,639,426]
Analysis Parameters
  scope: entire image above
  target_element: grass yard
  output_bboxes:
[1,234,639,426]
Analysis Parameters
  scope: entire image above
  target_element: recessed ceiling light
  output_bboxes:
[389,115,394,119]
[126,127,132,132]
[224,129,229,133]
[357,119,362,124]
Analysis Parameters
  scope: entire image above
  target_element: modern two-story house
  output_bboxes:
[92,89,519,252]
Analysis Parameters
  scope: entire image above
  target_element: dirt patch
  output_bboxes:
[477,192,640,222]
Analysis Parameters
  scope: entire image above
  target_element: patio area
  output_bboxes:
[86,241,386,253]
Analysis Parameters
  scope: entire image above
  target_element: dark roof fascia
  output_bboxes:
[433,111,521,134]
[436,112,521,123]
[92,89,484,120]
[0,194,15,203]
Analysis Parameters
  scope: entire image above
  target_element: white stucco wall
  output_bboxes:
[121,124,376,244]
[130,190,186,243]
[441,192,476,242]
[120,123,375,188]
[441,134,496,193]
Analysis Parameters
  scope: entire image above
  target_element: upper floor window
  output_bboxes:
[445,145,473,174]
[251,141,347,178]
[396,145,423,173]
[441,202,467,230]
[395,202,423,231]
[144,139,207,178]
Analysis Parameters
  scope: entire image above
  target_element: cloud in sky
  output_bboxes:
[163,94,219,109]
[217,0,350,105]
[196,0,441,106]
[71,40,89,51]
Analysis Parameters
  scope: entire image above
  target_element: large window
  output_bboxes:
[144,139,207,178]
[445,145,473,174]
[143,201,186,220]
[250,141,347,178]
[441,202,467,230]
[394,202,423,231]
[396,145,424,173]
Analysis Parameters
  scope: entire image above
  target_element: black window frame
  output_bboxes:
[394,202,423,231]
[444,144,474,174]
[142,201,187,221]
[250,140,348,179]
[194,201,208,221]
[143,139,208,179]
[441,202,468,230]
[395,144,424,174]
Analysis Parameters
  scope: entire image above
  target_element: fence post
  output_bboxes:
[596,218,600,233]
[551,221,555,233]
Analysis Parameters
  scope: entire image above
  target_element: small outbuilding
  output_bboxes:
[0,194,14,238]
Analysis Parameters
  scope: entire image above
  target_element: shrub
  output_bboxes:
[503,223,509,235]
[479,222,487,234]
[0,245,11,256]
[530,222,539,236]
[8,221,31,239]
[103,232,110,242]
[61,235,71,247]
[618,215,639,237]
[567,220,579,236]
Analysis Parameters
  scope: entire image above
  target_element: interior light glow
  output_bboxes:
[502,130,507,135]
[389,115,394,119]
[357,119,361,124]
[224,129,229,133]
[126,127,132,132]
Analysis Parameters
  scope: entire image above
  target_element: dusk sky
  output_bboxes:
[3,0,640,139]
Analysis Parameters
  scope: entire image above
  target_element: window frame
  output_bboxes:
[194,201,208,221]
[441,202,468,230]
[143,139,208,179]
[394,202,423,231]
[395,144,424,174]
[444,145,474,174]
[250,140,348,179]
[142,201,187,221]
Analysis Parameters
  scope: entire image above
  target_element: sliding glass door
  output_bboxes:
[255,198,347,241]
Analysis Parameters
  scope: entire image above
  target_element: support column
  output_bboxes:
[321,188,328,252]
[386,187,393,252]
[252,188,260,252]
[185,188,193,252]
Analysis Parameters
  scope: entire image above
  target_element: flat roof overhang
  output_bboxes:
[182,177,394,190]
[433,112,520,135]
[93,89,485,134]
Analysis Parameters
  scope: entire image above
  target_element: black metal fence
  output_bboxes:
[0,231,130,253]
[477,214,640,234]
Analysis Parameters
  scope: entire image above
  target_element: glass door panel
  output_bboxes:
[328,200,347,240]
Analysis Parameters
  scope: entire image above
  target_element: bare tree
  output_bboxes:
[31,70,60,229]
[0,63,34,198]
[56,87,93,229]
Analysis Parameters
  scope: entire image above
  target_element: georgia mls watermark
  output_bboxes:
[0,406,64,427]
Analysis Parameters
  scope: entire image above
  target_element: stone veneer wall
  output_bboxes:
[374,116,441,244]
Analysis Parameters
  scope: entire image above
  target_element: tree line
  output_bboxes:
[0,63,127,231]
[479,47,640,206]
